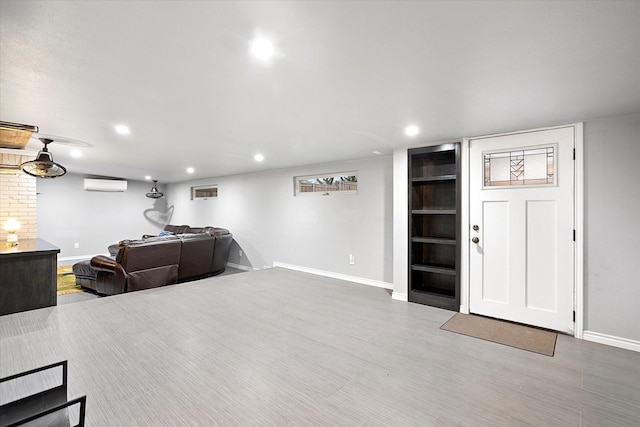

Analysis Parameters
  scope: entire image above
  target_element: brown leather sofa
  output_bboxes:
[75,226,233,295]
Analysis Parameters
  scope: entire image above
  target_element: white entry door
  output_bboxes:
[469,126,575,333]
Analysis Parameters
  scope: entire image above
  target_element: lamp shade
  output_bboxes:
[4,218,20,233]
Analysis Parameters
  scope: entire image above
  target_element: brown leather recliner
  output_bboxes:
[91,236,182,295]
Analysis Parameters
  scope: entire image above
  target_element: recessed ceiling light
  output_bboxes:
[145,175,151,180]
[186,167,195,174]
[250,37,275,61]
[372,150,382,155]
[70,149,82,158]
[254,154,264,162]
[115,124,130,135]
[404,125,420,137]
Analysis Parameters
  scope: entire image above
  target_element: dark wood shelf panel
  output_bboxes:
[411,237,457,245]
[411,209,456,215]
[410,288,456,299]
[411,175,457,182]
[411,264,456,275]
[409,289,458,310]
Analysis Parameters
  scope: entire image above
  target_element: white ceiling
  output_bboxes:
[1,0,639,183]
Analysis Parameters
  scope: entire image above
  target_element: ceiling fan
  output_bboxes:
[146,180,164,198]
[20,138,67,178]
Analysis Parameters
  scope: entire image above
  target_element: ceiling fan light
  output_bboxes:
[19,138,66,178]
[146,180,164,199]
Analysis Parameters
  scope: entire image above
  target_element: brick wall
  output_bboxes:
[0,153,37,242]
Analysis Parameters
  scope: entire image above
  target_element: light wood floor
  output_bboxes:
[1,268,639,426]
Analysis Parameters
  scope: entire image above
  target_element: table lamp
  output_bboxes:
[4,218,20,246]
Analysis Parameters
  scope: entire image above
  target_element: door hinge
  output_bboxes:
[573,148,576,160]
[573,311,576,322]
[573,230,576,241]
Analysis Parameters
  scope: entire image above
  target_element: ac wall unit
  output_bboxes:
[83,178,128,192]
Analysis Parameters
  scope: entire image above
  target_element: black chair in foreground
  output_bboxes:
[0,360,86,427]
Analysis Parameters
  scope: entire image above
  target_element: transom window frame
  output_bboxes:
[191,184,218,200]
[482,143,558,189]
[294,171,358,196]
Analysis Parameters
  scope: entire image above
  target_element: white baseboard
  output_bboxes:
[226,262,257,272]
[272,262,393,290]
[583,330,640,353]
[392,292,408,301]
[58,254,106,266]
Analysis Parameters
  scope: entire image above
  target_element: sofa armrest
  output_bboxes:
[91,255,119,272]
[91,255,127,295]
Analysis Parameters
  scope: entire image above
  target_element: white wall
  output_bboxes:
[584,113,640,342]
[37,174,168,261]
[166,156,393,284]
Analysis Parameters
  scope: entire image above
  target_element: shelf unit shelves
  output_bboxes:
[408,143,461,311]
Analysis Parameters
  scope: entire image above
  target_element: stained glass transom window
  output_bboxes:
[484,146,555,187]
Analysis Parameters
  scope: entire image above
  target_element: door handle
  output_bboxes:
[472,237,479,244]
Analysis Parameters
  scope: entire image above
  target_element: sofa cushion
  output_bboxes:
[73,260,98,290]
[119,238,182,272]
[116,235,179,263]
[73,260,96,279]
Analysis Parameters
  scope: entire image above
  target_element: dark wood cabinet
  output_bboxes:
[408,143,460,311]
[0,239,59,316]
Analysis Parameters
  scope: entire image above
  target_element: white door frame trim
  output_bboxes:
[460,123,584,339]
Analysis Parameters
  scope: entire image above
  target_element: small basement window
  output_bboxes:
[191,185,218,200]
[294,172,358,196]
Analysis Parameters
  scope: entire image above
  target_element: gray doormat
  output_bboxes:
[440,313,557,356]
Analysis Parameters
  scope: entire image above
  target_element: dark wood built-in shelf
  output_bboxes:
[411,209,457,215]
[411,175,457,182]
[408,143,461,311]
[411,264,456,275]
[411,237,456,245]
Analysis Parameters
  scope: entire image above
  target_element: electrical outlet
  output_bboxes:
[349,254,355,265]
[239,249,243,257]
[74,242,80,249]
